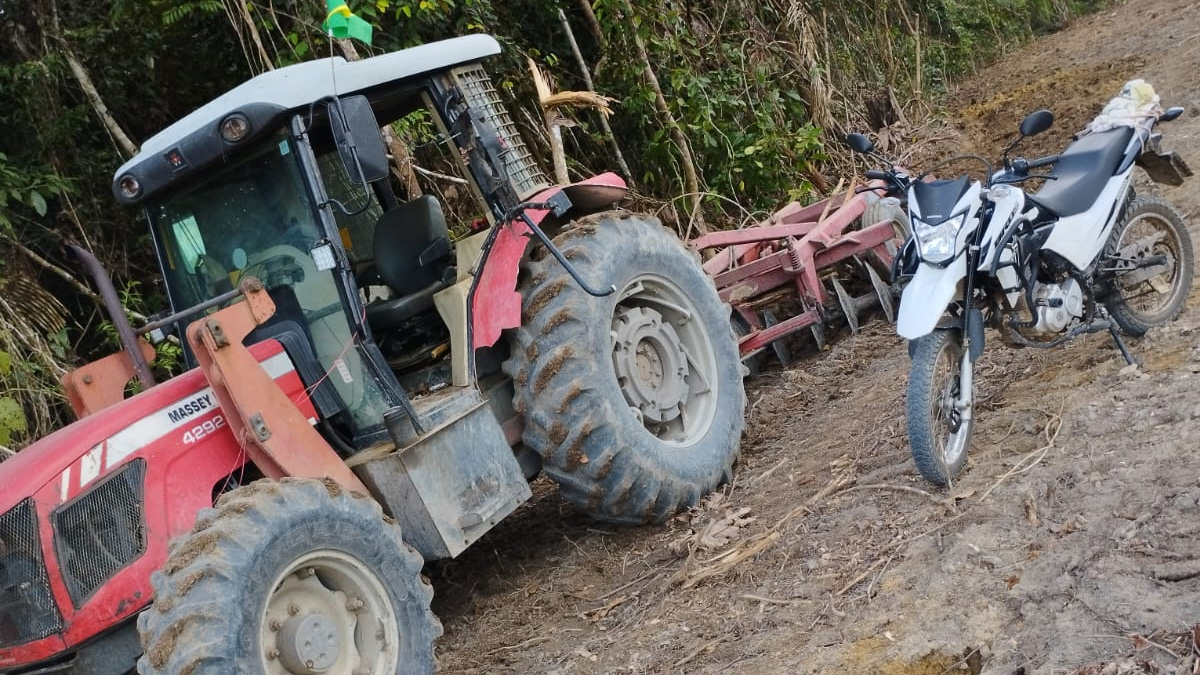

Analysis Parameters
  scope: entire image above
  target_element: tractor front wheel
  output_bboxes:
[506,213,746,524]
[136,478,439,675]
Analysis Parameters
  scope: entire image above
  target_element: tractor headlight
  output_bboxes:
[912,212,967,265]
[219,113,251,143]
[118,174,141,199]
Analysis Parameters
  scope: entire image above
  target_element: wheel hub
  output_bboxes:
[263,554,394,675]
[277,614,340,673]
[612,306,690,424]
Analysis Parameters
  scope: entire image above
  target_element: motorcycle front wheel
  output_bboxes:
[906,329,973,486]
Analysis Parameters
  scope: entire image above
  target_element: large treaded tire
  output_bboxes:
[505,213,745,524]
[136,478,439,675]
[1102,196,1194,336]
[906,330,972,487]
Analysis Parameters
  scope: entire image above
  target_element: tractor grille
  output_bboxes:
[452,64,550,198]
[53,459,147,607]
[0,499,64,648]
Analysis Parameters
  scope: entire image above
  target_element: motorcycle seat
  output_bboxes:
[1026,126,1134,218]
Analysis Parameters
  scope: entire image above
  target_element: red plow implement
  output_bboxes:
[692,181,909,366]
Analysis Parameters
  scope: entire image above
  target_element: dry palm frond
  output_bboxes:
[0,268,70,457]
[542,90,616,117]
[529,57,617,117]
[3,275,67,336]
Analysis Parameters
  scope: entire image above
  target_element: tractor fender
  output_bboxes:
[470,172,628,349]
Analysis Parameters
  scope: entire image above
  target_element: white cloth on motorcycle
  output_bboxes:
[1027,126,1133,218]
[365,195,455,331]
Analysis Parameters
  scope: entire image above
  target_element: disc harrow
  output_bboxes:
[691,181,909,367]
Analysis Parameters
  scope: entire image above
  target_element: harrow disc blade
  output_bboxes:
[830,276,860,334]
[864,263,896,324]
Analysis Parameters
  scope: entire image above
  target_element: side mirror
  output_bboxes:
[1018,109,1054,137]
[846,133,875,155]
[1161,106,1185,123]
[329,95,389,184]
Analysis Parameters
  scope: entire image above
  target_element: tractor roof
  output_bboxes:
[112,34,501,204]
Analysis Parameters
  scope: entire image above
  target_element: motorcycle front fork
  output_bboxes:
[955,347,974,426]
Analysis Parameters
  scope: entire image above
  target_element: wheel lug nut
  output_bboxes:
[299,567,316,578]
[345,596,365,612]
[287,602,300,616]
[265,648,280,660]
[269,619,282,631]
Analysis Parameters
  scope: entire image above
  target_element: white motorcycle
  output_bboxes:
[848,81,1194,486]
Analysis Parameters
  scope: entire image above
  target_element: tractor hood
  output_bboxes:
[111,34,501,205]
[0,342,301,514]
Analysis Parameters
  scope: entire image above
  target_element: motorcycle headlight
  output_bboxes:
[912,212,967,265]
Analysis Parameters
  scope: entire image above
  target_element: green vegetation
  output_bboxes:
[0,0,1105,453]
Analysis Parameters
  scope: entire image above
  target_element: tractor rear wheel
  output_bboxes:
[506,213,745,524]
[136,478,439,675]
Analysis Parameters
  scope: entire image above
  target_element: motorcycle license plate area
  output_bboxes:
[1137,149,1193,187]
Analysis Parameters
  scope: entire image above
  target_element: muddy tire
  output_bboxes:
[505,213,745,524]
[863,192,912,260]
[906,330,972,487]
[136,478,439,675]
[1102,196,1194,336]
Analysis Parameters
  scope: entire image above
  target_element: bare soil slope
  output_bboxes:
[434,1,1200,672]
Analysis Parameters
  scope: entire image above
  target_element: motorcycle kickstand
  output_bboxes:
[1106,322,1139,367]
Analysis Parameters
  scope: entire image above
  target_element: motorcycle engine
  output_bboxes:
[1031,278,1085,333]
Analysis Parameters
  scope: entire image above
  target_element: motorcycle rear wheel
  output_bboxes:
[1104,196,1194,336]
[906,329,973,487]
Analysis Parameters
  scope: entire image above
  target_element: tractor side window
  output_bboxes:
[318,150,382,267]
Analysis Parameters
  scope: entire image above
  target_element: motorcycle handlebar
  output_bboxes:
[865,169,890,181]
[1011,155,1059,174]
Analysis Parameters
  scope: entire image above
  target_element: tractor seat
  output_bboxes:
[365,195,454,331]
[1026,126,1134,218]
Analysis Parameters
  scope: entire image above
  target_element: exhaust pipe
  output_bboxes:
[66,244,156,389]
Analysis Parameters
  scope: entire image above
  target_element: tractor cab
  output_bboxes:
[114,35,547,448]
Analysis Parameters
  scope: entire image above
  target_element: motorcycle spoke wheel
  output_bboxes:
[1104,196,1194,335]
[906,330,973,487]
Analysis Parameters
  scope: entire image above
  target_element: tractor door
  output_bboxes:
[147,130,399,445]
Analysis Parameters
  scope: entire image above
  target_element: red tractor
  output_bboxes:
[0,35,745,674]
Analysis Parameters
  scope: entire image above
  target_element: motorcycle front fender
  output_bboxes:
[897,255,967,340]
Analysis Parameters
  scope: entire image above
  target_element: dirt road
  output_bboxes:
[434,1,1200,672]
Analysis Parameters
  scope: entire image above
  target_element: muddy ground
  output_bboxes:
[433,1,1200,672]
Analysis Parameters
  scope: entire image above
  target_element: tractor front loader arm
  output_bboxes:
[186,277,369,493]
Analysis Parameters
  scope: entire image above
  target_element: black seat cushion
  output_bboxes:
[366,195,452,330]
[1027,127,1134,218]
[365,278,447,330]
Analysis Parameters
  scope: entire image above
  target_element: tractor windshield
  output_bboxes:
[150,132,321,308]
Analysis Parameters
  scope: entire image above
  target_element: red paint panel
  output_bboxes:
[470,173,628,349]
[0,341,315,670]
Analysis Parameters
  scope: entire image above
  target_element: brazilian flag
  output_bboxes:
[323,1,373,45]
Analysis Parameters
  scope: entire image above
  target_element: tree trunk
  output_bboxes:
[226,0,275,72]
[558,8,634,185]
[576,0,606,46]
[619,0,705,234]
[48,1,138,158]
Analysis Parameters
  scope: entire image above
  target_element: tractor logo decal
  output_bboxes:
[57,351,297,502]
[166,394,214,424]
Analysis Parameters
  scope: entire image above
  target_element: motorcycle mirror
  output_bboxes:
[1018,109,1054,137]
[1161,106,1185,122]
[845,133,875,155]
